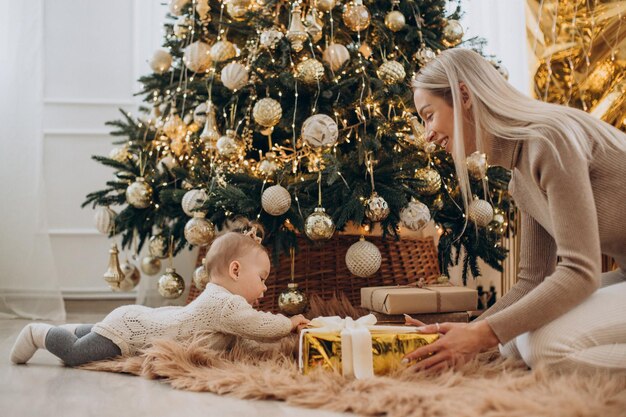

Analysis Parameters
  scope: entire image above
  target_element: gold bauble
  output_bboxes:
[343,1,371,32]
[442,19,464,47]
[377,60,406,84]
[466,151,488,180]
[399,198,431,231]
[345,236,381,277]
[184,212,216,246]
[415,46,436,65]
[183,41,212,73]
[413,167,442,196]
[286,4,308,52]
[195,0,211,21]
[140,256,162,276]
[257,152,280,176]
[148,234,168,259]
[304,207,335,240]
[216,129,243,158]
[120,261,141,290]
[170,138,186,156]
[150,49,172,74]
[210,40,236,63]
[385,10,405,32]
[192,263,210,290]
[323,43,350,72]
[226,0,251,21]
[278,283,309,315]
[364,192,390,222]
[359,42,373,59]
[103,243,125,289]
[126,177,152,208]
[296,59,325,84]
[157,267,185,299]
[181,188,209,217]
[468,198,494,227]
[163,113,186,140]
[261,184,291,216]
[315,0,335,12]
[253,98,282,128]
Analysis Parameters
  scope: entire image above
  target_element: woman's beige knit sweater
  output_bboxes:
[479,131,626,344]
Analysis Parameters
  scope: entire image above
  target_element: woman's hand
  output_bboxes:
[403,320,500,372]
[289,314,310,332]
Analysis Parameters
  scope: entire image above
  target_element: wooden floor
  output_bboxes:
[0,307,351,417]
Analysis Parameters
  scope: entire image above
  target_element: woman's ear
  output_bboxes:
[228,260,240,281]
[459,82,472,110]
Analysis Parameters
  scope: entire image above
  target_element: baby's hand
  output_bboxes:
[289,314,310,332]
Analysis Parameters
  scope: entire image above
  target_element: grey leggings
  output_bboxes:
[45,325,121,367]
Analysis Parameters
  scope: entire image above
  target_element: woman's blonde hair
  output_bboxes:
[411,48,626,215]
[203,217,267,281]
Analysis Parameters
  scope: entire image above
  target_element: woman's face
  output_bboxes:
[413,88,475,156]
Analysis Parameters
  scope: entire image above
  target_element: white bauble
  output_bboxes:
[183,41,212,73]
[221,62,249,91]
[150,50,172,74]
[94,206,117,234]
[468,198,494,227]
[301,114,338,148]
[322,44,350,71]
[261,185,291,216]
[260,28,284,49]
[345,237,382,277]
[400,199,431,231]
[216,130,242,158]
[210,40,236,62]
[181,189,209,216]
[169,0,190,16]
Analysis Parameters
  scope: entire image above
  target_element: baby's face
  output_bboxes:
[235,249,270,305]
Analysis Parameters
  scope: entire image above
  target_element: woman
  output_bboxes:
[404,48,626,373]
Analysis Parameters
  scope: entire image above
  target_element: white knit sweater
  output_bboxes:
[92,283,293,356]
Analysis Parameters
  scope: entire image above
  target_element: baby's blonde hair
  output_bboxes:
[203,218,267,281]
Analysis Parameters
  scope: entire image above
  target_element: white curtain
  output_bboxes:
[0,0,66,320]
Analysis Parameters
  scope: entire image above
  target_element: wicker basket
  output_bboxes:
[186,234,441,313]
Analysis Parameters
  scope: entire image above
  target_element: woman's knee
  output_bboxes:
[515,331,574,368]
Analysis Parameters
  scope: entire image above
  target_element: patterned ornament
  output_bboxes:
[221,62,249,91]
[345,236,382,277]
[364,192,390,222]
[261,184,291,216]
[158,267,185,299]
[296,59,325,84]
[286,3,308,52]
[140,256,162,276]
[217,130,243,158]
[415,46,436,65]
[103,243,125,290]
[150,50,172,74]
[253,98,282,128]
[468,198,494,227]
[182,189,209,216]
[466,151,488,180]
[210,40,237,62]
[343,0,371,32]
[94,206,117,235]
[359,42,373,59]
[260,28,284,49]
[126,177,152,208]
[442,19,464,47]
[385,10,405,32]
[304,7,323,43]
[163,113,186,140]
[257,152,279,176]
[199,101,220,145]
[183,41,212,73]
[301,114,339,147]
[168,0,190,16]
[148,234,168,258]
[377,60,405,84]
[119,261,141,291]
[315,0,335,12]
[226,0,251,21]
[278,283,309,315]
[184,212,215,246]
[323,43,350,71]
[304,207,335,240]
[408,116,427,148]
[414,167,442,195]
[400,198,431,231]
[192,261,210,290]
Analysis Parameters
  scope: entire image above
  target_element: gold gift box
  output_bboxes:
[301,330,439,375]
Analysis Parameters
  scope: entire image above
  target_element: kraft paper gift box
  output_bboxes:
[298,314,439,379]
[360,284,478,315]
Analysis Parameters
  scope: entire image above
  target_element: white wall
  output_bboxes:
[42,0,196,304]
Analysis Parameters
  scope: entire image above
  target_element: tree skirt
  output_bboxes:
[81,297,626,417]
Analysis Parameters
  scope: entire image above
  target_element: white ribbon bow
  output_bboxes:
[299,314,419,379]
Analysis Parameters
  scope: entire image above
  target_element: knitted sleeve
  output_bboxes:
[477,211,557,321]
[485,138,601,344]
[218,295,292,341]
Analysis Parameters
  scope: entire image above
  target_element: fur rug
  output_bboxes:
[81,296,626,417]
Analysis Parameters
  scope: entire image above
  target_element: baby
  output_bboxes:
[10,221,309,366]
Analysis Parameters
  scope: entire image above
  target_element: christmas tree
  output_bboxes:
[84,0,514,294]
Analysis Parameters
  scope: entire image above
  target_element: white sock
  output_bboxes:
[58,323,80,335]
[10,323,54,364]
